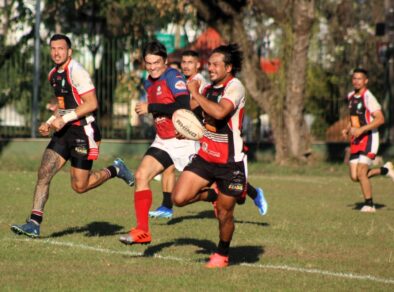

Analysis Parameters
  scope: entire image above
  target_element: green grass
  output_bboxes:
[1,162,394,291]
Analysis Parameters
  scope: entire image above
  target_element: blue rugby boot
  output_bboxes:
[149,206,173,219]
[11,220,40,238]
[113,158,135,186]
[254,188,268,216]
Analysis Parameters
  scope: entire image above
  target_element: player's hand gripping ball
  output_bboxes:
[172,109,204,141]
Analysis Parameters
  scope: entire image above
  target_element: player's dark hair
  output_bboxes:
[143,40,167,60]
[212,43,243,75]
[181,50,199,58]
[353,68,368,78]
[50,34,72,48]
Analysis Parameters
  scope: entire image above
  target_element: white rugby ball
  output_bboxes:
[172,109,204,141]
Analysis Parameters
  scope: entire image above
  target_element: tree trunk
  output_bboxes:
[191,0,315,163]
[283,1,315,160]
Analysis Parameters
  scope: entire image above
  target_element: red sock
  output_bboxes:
[134,189,152,232]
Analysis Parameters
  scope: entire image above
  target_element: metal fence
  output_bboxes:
[0,37,157,140]
[0,36,359,143]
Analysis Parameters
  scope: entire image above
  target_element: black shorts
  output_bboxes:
[145,147,173,170]
[47,122,101,170]
[184,155,246,197]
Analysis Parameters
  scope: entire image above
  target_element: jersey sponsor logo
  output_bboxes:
[175,80,187,90]
[57,96,65,109]
[157,85,162,96]
[228,183,243,191]
[155,116,168,125]
[61,78,66,87]
[75,146,88,155]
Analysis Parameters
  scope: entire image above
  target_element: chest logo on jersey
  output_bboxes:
[57,96,65,109]
[175,80,186,90]
[157,86,162,96]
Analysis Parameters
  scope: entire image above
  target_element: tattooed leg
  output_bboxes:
[70,167,111,193]
[32,149,66,211]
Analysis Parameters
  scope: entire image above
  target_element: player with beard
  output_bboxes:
[342,68,394,213]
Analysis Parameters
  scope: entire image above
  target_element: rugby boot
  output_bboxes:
[384,162,394,182]
[113,158,135,186]
[254,188,268,216]
[11,220,40,238]
[205,253,229,268]
[119,228,151,245]
[360,205,376,213]
[149,206,173,219]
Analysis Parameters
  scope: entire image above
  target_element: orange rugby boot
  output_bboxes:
[119,228,151,245]
[205,253,229,268]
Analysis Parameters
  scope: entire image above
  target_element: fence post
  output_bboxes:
[31,0,41,138]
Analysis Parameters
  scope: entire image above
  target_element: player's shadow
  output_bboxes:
[349,202,386,211]
[163,210,214,225]
[142,237,263,265]
[46,221,124,238]
[163,210,269,227]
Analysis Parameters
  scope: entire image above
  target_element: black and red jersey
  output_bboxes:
[48,59,95,126]
[198,77,246,164]
[347,88,381,158]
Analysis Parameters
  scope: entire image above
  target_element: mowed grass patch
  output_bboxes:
[1,167,394,291]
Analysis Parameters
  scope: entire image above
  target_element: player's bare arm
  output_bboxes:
[189,88,234,120]
[38,123,51,136]
[187,80,201,110]
[342,122,351,139]
[350,110,384,138]
[51,91,98,131]
[135,102,149,115]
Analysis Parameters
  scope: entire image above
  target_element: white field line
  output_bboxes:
[241,263,394,285]
[6,237,394,285]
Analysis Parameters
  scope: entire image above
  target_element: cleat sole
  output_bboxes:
[119,238,151,245]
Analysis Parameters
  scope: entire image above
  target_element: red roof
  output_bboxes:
[260,58,281,74]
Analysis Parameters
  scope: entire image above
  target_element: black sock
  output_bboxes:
[365,198,374,207]
[106,165,117,178]
[217,240,230,256]
[161,192,173,209]
[380,167,388,176]
[247,183,257,200]
[30,210,43,224]
[206,188,219,202]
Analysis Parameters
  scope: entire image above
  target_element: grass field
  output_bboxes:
[1,158,394,291]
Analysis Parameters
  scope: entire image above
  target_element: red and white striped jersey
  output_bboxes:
[198,77,246,164]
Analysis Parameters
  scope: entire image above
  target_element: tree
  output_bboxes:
[41,0,187,129]
[190,0,315,163]
[305,0,385,141]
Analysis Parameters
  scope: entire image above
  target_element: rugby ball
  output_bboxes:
[172,109,204,141]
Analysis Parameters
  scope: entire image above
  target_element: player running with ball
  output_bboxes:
[172,44,248,268]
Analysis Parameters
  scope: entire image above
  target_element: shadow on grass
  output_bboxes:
[349,202,386,211]
[163,210,269,227]
[142,237,264,265]
[46,221,124,238]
